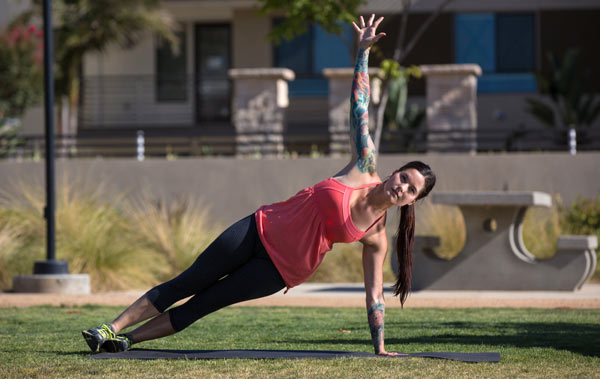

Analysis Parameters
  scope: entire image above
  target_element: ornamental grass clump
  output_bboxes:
[0,176,222,291]
[0,213,28,289]
[123,192,221,279]
[559,194,600,279]
[0,177,167,291]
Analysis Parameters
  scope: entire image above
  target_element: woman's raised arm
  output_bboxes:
[350,15,385,175]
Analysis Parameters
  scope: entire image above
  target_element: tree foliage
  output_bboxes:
[259,0,452,151]
[0,24,44,118]
[13,0,178,134]
[259,0,365,44]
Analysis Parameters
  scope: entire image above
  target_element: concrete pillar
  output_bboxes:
[322,68,382,156]
[420,64,482,153]
[228,68,295,157]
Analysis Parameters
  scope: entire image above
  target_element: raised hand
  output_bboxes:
[352,14,386,49]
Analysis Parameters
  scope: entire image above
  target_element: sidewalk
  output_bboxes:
[1,283,599,309]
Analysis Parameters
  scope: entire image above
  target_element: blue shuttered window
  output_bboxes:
[274,23,353,97]
[455,13,536,93]
[455,14,496,72]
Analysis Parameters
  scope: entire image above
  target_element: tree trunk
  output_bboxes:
[374,81,389,152]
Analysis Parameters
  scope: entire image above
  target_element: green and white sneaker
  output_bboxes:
[81,323,116,353]
[101,334,133,353]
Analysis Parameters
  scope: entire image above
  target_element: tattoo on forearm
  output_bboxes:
[367,301,385,354]
[350,48,376,174]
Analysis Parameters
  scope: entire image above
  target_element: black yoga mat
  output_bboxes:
[90,349,500,363]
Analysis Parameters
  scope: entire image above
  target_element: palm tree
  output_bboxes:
[526,48,600,130]
[15,0,177,140]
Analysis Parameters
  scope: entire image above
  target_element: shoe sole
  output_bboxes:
[81,330,102,353]
[101,338,129,353]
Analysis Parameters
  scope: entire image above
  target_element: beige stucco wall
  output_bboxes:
[0,0,31,30]
[84,37,155,76]
[232,8,272,68]
[1,153,598,228]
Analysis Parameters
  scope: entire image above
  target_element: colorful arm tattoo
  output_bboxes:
[350,48,376,174]
[367,301,385,354]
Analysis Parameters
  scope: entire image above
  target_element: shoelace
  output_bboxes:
[99,324,115,339]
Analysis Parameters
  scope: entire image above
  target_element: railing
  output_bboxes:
[379,127,600,153]
[1,126,598,160]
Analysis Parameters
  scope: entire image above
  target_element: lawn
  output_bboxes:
[0,306,598,378]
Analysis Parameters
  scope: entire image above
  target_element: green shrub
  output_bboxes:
[559,194,600,279]
[0,25,43,118]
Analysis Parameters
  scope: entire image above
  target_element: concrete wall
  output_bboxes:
[1,153,598,228]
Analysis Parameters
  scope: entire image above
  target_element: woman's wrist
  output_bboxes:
[355,48,370,73]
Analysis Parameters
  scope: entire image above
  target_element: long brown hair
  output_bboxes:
[392,161,436,305]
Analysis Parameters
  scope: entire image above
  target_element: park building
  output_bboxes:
[1,0,599,157]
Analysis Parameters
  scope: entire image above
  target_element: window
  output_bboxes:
[195,24,231,122]
[455,13,536,93]
[274,22,353,97]
[156,29,187,102]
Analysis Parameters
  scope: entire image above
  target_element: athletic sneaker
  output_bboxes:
[81,323,116,353]
[101,334,133,353]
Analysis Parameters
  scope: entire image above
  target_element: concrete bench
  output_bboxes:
[391,191,597,291]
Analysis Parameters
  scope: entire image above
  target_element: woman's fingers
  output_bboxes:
[352,21,361,33]
[368,13,375,26]
[374,32,386,42]
[374,16,384,29]
[360,15,366,28]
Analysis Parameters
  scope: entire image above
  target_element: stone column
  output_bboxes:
[322,68,382,156]
[228,68,295,157]
[420,64,482,153]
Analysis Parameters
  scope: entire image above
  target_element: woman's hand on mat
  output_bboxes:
[377,350,407,357]
[352,14,386,50]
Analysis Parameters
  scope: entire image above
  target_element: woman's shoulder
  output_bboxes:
[332,171,381,188]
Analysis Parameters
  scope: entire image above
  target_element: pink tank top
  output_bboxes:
[255,177,383,289]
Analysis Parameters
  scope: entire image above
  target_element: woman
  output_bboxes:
[82,14,435,357]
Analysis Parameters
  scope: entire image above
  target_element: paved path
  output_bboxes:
[1,283,599,309]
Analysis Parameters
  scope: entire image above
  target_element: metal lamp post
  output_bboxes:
[34,0,68,275]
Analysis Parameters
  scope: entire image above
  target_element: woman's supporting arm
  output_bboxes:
[367,299,386,354]
[361,225,394,355]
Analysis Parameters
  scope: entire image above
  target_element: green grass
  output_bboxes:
[0,306,598,378]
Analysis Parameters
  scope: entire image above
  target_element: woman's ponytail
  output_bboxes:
[389,161,436,306]
[393,204,415,306]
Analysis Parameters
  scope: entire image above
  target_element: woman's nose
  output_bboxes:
[400,183,408,192]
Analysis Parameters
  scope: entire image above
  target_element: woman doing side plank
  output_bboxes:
[82,14,436,357]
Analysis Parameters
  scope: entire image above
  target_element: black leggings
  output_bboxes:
[145,214,285,332]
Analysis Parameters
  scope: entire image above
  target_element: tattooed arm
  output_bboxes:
[367,300,386,354]
[350,15,386,175]
[361,221,401,356]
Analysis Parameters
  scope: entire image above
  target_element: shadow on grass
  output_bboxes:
[287,321,600,358]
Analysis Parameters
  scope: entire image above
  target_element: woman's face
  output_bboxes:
[384,169,426,206]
